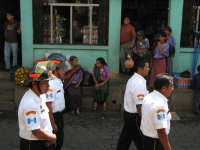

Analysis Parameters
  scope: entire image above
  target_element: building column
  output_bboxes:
[168,0,184,72]
[20,0,34,67]
[108,0,122,73]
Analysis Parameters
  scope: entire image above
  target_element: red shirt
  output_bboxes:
[120,24,136,44]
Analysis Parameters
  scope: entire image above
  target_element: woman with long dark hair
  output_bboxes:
[92,57,110,111]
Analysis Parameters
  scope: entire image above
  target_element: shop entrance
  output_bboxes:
[121,0,169,45]
[0,0,21,70]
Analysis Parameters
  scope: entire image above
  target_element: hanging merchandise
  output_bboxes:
[192,30,200,77]
[82,25,98,44]
[75,0,87,16]
[54,12,67,44]
[40,14,51,43]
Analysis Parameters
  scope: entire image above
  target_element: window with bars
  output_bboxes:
[33,0,109,45]
[181,0,200,48]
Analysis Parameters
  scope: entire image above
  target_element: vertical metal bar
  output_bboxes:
[89,6,93,44]
[196,6,200,31]
[70,6,73,44]
[195,6,200,43]
[50,5,53,43]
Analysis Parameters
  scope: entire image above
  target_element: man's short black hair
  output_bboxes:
[6,11,14,16]
[158,31,167,37]
[154,73,173,91]
[197,65,200,73]
[135,58,149,71]
[164,26,172,33]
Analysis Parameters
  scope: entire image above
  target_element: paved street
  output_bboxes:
[0,111,200,150]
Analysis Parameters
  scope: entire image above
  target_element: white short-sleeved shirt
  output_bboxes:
[42,75,65,113]
[124,73,149,113]
[140,90,171,138]
[18,89,53,140]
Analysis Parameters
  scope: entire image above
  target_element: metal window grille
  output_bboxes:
[181,0,200,47]
[32,0,109,45]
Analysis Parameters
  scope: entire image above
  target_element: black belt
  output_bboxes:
[143,135,159,142]
[20,138,46,144]
[53,111,63,115]
[124,111,138,116]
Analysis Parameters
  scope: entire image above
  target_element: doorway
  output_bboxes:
[0,0,21,69]
[121,0,169,45]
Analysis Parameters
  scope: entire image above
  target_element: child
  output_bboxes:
[130,30,150,58]
[192,65,200,114]
[164,26,176,75]
[149,31,169,88]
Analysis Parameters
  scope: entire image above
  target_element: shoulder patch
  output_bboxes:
[156,109,165,113]
[26,111,36,116]
[48,89,53,92]
[156,109,166,120]
[46,92,54,99]
[137,94,144,97]
[137,94,144,101]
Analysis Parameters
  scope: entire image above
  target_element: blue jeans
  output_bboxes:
[4,41,18,69]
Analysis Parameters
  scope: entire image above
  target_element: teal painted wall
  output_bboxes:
[33,47,108,70]
[20,0,122,72]
[169,0,199,73]
[22,0,195,74]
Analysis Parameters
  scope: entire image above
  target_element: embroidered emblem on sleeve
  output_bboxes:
[137,94,144,101]
[25,111,39,125]
[26,111,36,116]
[45,89,54,100]
[46,93,53,99]
[27,117,37,124]
[156,109,166,120]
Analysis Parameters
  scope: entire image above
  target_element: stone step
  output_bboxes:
[0,79,15,102]
[0,71,10,80]
[0,79,15,88]
[0,95,14,102]
[0,71,15,111]
[0,101,15,111]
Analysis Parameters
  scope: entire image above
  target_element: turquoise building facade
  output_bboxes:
[169,0,198,73]
[20,0,196,74]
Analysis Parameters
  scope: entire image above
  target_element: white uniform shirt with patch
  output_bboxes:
[124,73,149,113]
[43,75,65,113]
[18,89,52,140]
[140,90,171,138]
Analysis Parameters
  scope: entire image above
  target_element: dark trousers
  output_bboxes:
[143,135,164,150]
[53,112,64,150]
[194,91,200,114]
[20,138,54,150]
[117,111,143,150]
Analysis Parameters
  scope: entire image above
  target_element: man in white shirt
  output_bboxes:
[141,74,174,150]
[18,65,57,150]
[45,54,71,150]
[117,59,149,150]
